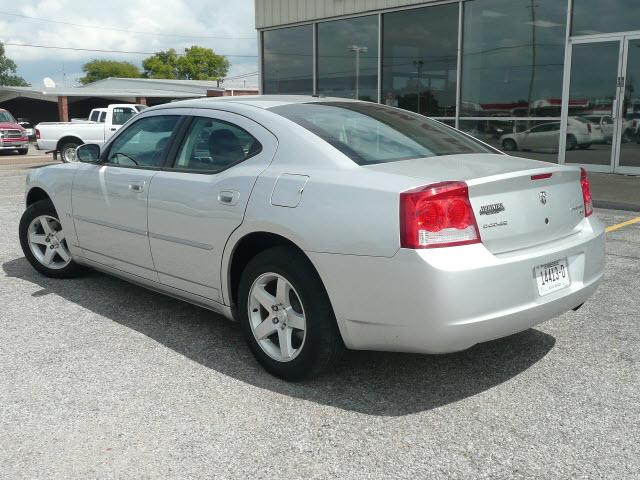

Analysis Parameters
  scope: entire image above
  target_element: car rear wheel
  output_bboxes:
[19,199,84,278]
[18,148,28,155]
[60,142,80,162]
[238,246,344,381]
[502,139,517,151]
[566,134,578,151]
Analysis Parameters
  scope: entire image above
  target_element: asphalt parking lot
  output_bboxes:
[1,160,639,479]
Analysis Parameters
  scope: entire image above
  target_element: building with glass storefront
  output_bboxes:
[255,0,640,174]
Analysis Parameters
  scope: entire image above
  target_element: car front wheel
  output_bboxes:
[19,199,84,278]
[238,247,344,381]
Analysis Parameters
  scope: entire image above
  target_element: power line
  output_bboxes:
[2,42,259,57]
[0,10,255,40]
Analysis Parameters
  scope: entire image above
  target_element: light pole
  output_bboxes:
[347,45,368,100]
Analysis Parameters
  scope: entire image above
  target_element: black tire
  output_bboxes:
[18,148,28,155]
[238,246,344,381]
[502,139,517,151]
[19,199,85,279]
[578,143,591,150]
[60,141,80,163]
[566,134,577,151]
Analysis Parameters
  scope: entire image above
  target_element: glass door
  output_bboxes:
[616,36,640,174]
[562,34,640,174]
[561,38,623,172]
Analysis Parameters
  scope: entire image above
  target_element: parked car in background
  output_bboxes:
[18,120,36,141]
[0,108,29,155]
[500,118,592,152]
[35,104,146,162]
[581,115,614,144]
[623,114,640,143]
[19,96,604,380]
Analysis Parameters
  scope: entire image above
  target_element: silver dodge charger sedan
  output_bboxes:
[19,96,605,380]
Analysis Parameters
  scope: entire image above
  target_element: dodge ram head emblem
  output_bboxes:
[539,191,547,205]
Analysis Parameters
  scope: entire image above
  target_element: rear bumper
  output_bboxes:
[36,140,57,151]
[309,216,605,354]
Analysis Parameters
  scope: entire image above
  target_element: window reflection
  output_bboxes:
[461,0,567,117]
[382,4,458,117]
[263,25,313,94]
[572,0,640,36]
[317,16,378,101]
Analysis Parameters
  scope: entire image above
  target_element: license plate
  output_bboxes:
[535,259,570,296]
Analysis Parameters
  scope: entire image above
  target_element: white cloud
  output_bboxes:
[0,0,258,85]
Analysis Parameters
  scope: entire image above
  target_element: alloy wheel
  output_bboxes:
[63,146,77,162]
[27,215,72,270]
[248,272,307,362]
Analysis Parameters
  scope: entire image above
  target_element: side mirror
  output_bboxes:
[76,144,101,163]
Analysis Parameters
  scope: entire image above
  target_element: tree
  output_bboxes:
[177,46,229,81]
[142,49,180,79]
[79,59,141,85]
[142,46,229,81]
[0,42,30,86]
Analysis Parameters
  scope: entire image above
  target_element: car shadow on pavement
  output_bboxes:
[3,257,556,417]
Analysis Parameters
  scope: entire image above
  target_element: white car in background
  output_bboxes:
[580,115,614,144]
[500,118,592,152]
[19,96,605,380]
[35,103,146,162]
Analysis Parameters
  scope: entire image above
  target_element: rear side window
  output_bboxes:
[269,102,494,165]
[172,117,262,173]
[112,107,137,126]
[89,111,99,122]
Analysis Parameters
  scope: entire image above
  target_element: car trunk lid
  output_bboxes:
[365,154,586,254]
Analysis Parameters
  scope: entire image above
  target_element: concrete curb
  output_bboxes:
[594,200,640,213]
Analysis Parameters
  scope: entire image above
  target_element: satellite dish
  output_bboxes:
[43,77,56,88]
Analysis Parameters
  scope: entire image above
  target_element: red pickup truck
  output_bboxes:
[0,108,29,155]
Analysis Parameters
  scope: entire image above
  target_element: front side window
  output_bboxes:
[270,102,494,165]
[106,115,179,168]
[173,117,262,172]
[112,107,137,126]
[99,111,107,123]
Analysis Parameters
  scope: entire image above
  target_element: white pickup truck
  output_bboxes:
[36,104,146,162]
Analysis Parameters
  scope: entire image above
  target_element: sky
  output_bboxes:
[0,0,259,88]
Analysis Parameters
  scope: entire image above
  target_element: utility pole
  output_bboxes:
[413,60,424,114]
[347,45,368,100]
[526,0,539,120]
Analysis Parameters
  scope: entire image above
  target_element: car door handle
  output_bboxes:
[218,190,240,206]
[110,127,117,131]
[129,182,145,192]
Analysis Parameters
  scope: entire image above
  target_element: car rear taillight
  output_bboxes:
[587,123,592,134]
[633,120,637,129]
[35,128,40,139]
[580,168,593,217]
[400,181,481,249]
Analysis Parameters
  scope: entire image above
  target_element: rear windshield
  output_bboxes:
[269,102,495,165]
